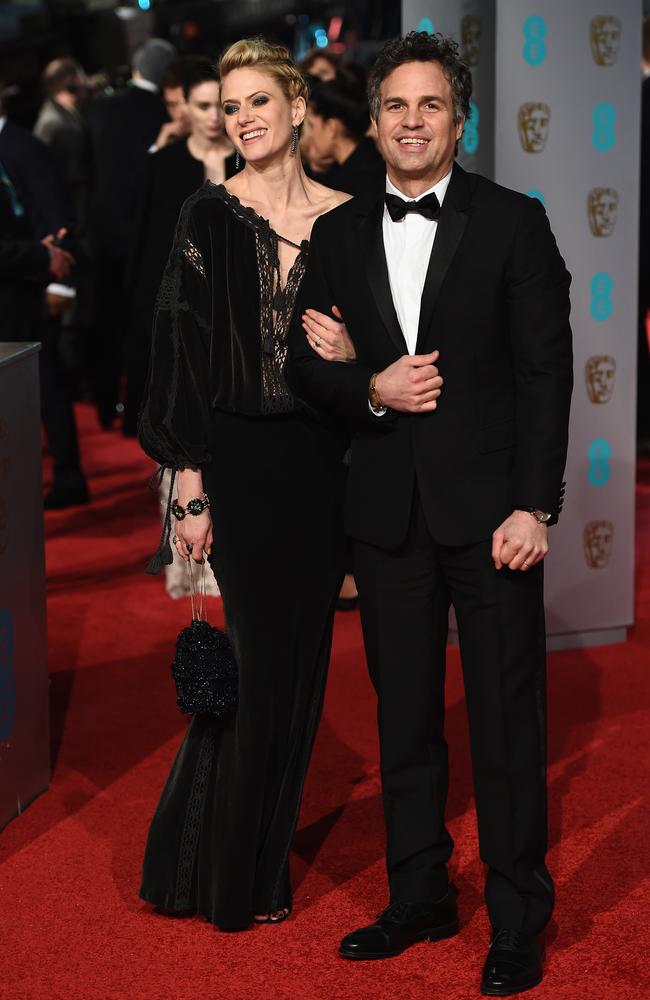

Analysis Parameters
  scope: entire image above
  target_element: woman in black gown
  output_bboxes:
[138,39,356,931]
[124,60,236,435]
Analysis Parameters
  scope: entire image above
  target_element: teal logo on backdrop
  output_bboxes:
[590,272,613,321]
[462,101,479,155]
[522,15,548,66]
[588,439,612,487]
[592,103,616,152]
[417,17,435,35]
[526,189,545,205]
[0,608,15,742]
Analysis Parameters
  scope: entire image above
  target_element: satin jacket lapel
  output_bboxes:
[357,198,408,354]
[416,164,472,352]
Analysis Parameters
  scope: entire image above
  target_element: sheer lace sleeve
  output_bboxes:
[138,193,214,469]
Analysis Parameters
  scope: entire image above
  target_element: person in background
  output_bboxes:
[124,59,235,438]
[306,77,385,196]
[86,37,176,430]
[34,57,93,404]
[0,151,88,508]
[300,48,340,82]
[34,58,91,238]
[151,59,192,152]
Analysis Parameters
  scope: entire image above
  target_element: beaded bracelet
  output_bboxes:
[171,493,210,521]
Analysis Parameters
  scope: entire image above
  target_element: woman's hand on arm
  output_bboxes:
[302,305,357,362]
[175,469,213,563]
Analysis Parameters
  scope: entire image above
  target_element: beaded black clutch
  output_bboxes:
[171,560,238,719]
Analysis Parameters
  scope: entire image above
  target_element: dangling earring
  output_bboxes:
[235,149,242,171]
[290,124,299,156]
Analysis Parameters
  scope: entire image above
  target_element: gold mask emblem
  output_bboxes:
[590,15,622,66]
[587,187,619,237]
[461,15,481,67]
[585,355,616,404]
[584,520,614,569]
[518,103,550,154]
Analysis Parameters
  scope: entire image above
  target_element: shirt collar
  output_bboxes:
[131,77,159,94]
[385,166,453,207]
[0,117,6,136]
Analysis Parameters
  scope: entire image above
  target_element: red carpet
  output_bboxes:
[1,404,649,1000]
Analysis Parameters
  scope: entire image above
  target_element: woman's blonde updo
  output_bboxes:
[218,38,309,104]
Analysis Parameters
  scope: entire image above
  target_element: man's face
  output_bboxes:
[164,85,187,123]
[518,102,550,153]
[587,187,618,237]
[584,521,614,568]
[590,16,621,66]
[461,16,481,66]
[374,61,463,185]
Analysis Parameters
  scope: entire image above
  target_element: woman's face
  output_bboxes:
[186,81,223,142]
[220,67,304,165]
[309,56,336,82]
[305,107,337,160]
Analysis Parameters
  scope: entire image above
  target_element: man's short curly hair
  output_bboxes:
[368,31,472,123]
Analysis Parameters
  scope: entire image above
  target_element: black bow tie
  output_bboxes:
[385,191,441,222]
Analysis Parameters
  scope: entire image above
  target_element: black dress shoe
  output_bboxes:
[481,929,544,996]
[339,889,459,960]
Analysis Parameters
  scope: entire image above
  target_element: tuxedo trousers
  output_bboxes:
[353,493,554,935]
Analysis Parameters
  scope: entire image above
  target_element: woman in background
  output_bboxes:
[124,59,235,438]
[306,77,385,197]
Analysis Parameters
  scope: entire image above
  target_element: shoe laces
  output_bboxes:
[377,902,410,923]
[491,928,525,952]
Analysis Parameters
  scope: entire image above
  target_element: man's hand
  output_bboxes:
[154,119,189,150]
[41,229,74,281]
[374,352,443,413]
[492,510,549,571]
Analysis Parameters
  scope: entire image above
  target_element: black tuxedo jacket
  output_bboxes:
[287,164,573,549]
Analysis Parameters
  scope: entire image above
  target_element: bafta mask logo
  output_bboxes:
[584,520,614,569]
[590,16,622,66]
[587,187,619,237]
[585,355,616,404]
[461,15,481,67]
[518,103,550,154]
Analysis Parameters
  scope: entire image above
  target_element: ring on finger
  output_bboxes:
[315,337,321,347]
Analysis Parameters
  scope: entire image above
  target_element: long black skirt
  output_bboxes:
[139,409,346,929]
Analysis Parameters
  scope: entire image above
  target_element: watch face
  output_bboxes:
[535,510,552,523]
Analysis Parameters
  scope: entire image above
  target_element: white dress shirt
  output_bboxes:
[382,169,452,355]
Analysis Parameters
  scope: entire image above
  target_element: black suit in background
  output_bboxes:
[0,167,86,497]
[0,120,67,239]
[325,137,386,197]
[85,84,168,426]
[288,163,573,935]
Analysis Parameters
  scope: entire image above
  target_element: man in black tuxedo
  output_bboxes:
[288,32,572,996]
[86,38,176,428]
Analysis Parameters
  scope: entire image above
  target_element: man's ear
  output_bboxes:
[455,115,466,142]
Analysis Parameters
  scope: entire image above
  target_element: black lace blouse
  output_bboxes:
[138,182,310,470]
